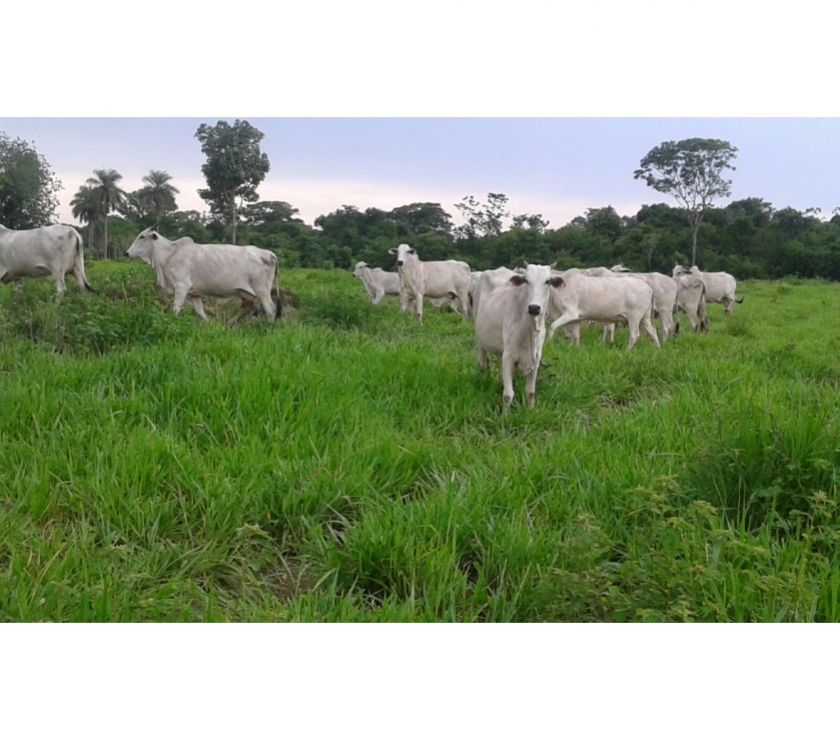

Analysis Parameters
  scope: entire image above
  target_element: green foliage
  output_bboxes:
[0,131,62,228]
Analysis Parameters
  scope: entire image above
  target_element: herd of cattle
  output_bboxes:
[356,243,741,407]
[1,223,741,408]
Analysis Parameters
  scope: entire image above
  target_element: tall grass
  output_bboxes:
[1,265,840,621]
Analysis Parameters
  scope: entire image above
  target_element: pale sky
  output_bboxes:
[2,118,839,229]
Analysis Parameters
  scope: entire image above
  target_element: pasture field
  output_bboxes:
[2,262,840,621]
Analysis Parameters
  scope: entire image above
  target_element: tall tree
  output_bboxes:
[70,184,100,253]
[634,138,737,266]
[195,120,270,244]
[139,170,179,229]
[85,169,126,258]
[0,132,62,228]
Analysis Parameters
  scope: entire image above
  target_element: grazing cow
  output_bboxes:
[389,244,471,322]
[610,265,678,341]
[674,273,708,333]
[474,263,561,408]
[0,223,92,301]
[353,262,401,305]
[547,271,660,350]
[126,228,280,324]
[673,264,741,314]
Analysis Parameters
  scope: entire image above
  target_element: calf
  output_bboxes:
[474,264,560,408]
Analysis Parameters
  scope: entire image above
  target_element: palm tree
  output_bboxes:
[139,170,179,230]
[70,184,101,256]
[85,169,126,258]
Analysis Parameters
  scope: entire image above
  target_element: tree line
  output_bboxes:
[3,124,840,279]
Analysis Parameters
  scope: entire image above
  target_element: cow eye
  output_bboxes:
[408,249,415,255]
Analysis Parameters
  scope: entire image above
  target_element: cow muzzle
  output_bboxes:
[396,260,404,266]
[528,304,541,316]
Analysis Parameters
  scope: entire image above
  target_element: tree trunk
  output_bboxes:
[88,221,94,256]
[689,211,703,267]
[104,217,109,260]
[230,198,237,244]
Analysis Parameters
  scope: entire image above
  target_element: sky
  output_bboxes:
[3,117,840,230]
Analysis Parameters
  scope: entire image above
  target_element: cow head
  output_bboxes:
[126,228,160,263]
[389,243,416,268]
[508,264,563,319]
[672,264,688,278]
[352,261,368,278]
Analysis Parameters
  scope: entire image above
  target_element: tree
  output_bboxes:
[139,170,179,229]
[389,202,453,236]
[119,190,153,225]
[241,200,302,229]
[0,132,62,228]
[70,184,101,253]
[85,169,127,258]
[454,192,510,239]
[195,120,270,244]
[634,138,737,266]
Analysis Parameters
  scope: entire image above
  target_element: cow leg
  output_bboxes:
[416,292,424,323]
[525,369,539,409]
[172,285,190,316]
[641,313,661,348]
[724,298,734,315]
[561,323,581,345]
[660,310,675,342]
[548,312,580,341]
[372,289,384,306]
[256,289,277,322]
[501,353,515,407]
[188,297,210,321]
[478,347,490,372]
[602,323,616,345]
[52,271,67,304]
[627,320,641,350]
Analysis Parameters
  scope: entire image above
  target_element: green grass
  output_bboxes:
[2,263,840,621]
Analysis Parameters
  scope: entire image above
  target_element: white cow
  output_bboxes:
[352,262,401,305]
[469,266,515,320]
[0,223,92,301]
[673,265,741,314]
[548,271,660,350]
[474,263,561,408]
[389,244,471,322]
[609,265,678,341]
[674,273,708,333]
[126,228,280,323]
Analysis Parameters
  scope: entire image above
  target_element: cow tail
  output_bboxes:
[270,254,282,319]
[74,229,94,292]
[736,296,744,304]
[699,283,709,333]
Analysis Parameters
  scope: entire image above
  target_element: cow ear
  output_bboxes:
[408,248,416,255]
[510,274,527,286]
[151,232,158,240]
[549,276,564,288]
